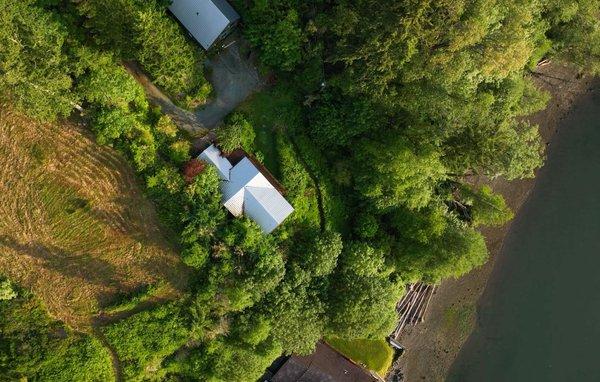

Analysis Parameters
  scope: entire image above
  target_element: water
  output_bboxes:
[448,87,600,382]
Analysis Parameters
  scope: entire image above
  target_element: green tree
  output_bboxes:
[327,270,402,339]
[216,113,256,153]
[340,242,388,278]
[0,278,17,300]
[133,3,211,106]
[354,212,379,239]
[268,275,326,354]
[310,230,343,277]
[74,48,147,109]
[91,107,136,145]
[544,0,600,75]
[459,185,514,227]
[393,214,488,283]
[308,90,382,148]
[354,133,446,210]
[0,0,76,120]
[245,1,304,71]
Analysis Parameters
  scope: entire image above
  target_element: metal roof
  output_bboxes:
[198,148,294,233]
[168,0,240,50]
[245,186,294,233]
[198,144,232,180]
[271,342,379,382]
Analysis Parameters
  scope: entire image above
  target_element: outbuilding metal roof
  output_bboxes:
[198,144,232,180]
[198,148,294,233]
[169,0,240,50]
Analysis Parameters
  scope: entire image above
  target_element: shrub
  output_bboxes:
[181,243,210,269]
[183,158,206,183]
[102,302,190,381]
[0,290,113,381]
[168,140,191,165]
[216,113,256,153]
[0,278,17,300]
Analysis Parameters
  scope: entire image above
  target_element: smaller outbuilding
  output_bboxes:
[169,0,240,50]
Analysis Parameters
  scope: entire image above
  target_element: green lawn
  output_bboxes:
[234,85,350,234]
[325,337,394,377]
[236,85,301,178]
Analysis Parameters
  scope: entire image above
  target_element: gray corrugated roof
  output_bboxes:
[169,0,239,49]
[210,0,240,23]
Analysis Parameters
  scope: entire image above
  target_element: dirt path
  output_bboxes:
[388,64,598,382]
[90,296,177,382]
[123,62,208,137]
[92,326,123,382]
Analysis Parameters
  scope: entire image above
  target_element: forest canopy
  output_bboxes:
[1,0,598,380]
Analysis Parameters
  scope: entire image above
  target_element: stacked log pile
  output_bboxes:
[391,283,436,340]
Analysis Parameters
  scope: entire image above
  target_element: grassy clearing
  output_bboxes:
[291,134,350,235]
[235,87,323,228]
[235,85,301,177]
[234,86,350,233]
[100,281,167,314]
[0,107,189,329]
[326,337,394,377]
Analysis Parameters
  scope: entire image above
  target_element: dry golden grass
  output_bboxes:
[0,106,189,329]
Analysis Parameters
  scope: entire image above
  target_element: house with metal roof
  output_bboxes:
[199,144,294,233]
[169,0,240,50]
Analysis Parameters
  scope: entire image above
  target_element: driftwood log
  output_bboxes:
[391,282,437,340]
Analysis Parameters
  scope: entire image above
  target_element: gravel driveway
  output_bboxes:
[195,38,264,128]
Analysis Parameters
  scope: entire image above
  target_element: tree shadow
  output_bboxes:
[0,234,125,290]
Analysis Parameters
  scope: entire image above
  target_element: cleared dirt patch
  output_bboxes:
[0,106,189,330]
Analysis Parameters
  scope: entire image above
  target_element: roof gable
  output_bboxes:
[246,187,294,223]
[198,144,232,180]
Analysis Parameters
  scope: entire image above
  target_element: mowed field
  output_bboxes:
[0,106,188,329]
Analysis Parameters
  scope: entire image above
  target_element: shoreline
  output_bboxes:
[390,64,600,382]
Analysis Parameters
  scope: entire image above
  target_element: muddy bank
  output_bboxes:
[390,64,599,382]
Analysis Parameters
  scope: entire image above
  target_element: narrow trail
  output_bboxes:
[123,61,208,137]
[93,297,171,327]
[91,326,123,382]
[90,296,175,382]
